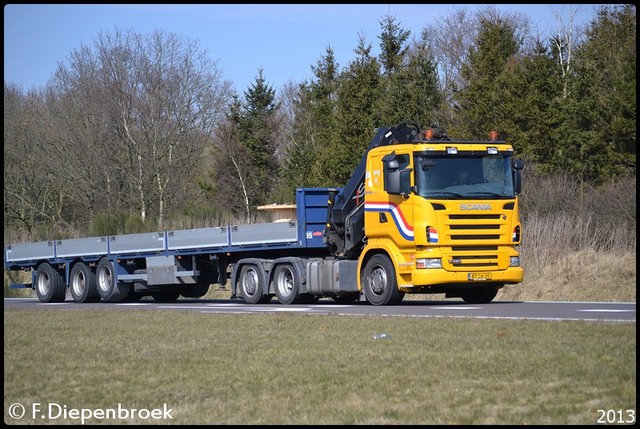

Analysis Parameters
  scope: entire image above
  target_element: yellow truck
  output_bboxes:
[4,122,524,305]
[323,122,524,304]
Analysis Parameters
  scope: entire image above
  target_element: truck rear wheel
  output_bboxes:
[96,257,131,302]
[238,264,271,304]
[362,254,404,306]
[35,262,66,303]
[69,262,99,303]
[274,264,301,305]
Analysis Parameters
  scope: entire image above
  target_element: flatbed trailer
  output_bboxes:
[5,188,341,304]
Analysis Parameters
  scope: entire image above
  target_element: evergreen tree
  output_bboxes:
[239,69,281,210]
[281,47,340,198]
[499,39,566,171]
[569,4,636,182]
[454,15,522,138]
[381,36,443,128]
[378,14,411,76]
[317,36,382,186]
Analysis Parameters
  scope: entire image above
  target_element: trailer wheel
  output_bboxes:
[35,262,66,303]
[69,262,99,303]
[362,254,404,306]
[96,257,131,302]
[239,264,271,304]
[274,264,302,305]
[460,286,498,304]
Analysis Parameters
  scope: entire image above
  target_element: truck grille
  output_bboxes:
[439,212,511,270]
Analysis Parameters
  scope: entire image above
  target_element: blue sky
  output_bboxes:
[4,4,608,94]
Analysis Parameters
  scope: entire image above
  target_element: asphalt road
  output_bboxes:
[4,298,636,323]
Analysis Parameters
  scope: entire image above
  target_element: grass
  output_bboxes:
[3,308,635,425]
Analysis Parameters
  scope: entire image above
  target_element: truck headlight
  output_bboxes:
[416,258,442,269]
[510,256,520,267]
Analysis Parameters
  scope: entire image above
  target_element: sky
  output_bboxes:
[4,4,610,94]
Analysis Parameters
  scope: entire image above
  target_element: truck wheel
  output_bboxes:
[362,254,404,306]
[239,264,271,304]
[274,264,301,305]
[69,262,99,303]
[35,262,66,303]
[460,286,498,304]
[96,257,131,302]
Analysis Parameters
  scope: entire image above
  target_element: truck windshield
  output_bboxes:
[415,154,515,199]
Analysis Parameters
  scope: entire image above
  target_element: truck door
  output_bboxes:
[365,152,415,247]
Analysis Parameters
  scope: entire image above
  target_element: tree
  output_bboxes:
[238,69,281,211]
[454,9,523,137]
[317,35,382,186]
[569,4,636,182]
[279,46,340,198]
[378,13,411,76]
[50,28,231,229]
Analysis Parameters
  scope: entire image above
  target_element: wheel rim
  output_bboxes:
[98,265,112,294]
[276,267,294,298]
[242,268,259,296]
[71,270,86,297]
[37,271,50,296]
[368,265,387,296]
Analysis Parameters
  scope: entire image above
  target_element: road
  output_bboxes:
[4,298,636,322]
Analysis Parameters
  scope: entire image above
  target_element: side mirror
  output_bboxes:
[512,159,524,194]
[385,167,413,197]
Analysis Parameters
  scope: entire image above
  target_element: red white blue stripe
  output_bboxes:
[365,202,414,241]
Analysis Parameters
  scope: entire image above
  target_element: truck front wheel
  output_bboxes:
[35,262,66,303]
[362,254,404,306]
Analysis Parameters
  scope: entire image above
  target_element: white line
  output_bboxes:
[576,309,635,313]
[430,306,482,310]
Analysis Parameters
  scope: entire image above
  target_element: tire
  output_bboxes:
[460,286,498,304]
[238,264,271,304]
[96,257,131,302]
[273,264,301,305]
[362,254,404,306]
[35,262,66,303]
[69,262,99,303]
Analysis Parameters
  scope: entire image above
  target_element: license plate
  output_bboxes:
[468,272,492,281]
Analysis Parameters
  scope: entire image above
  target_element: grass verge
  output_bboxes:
[4,308,635,425]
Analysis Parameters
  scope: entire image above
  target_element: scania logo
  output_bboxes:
[460,204,492,210]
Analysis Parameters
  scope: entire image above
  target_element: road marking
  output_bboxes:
[430,306,482,310]
[576,309,635,313]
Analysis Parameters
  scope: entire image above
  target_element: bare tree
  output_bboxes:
[211,120,252,222]
[550,4,585,99]
[50,28,232,229]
